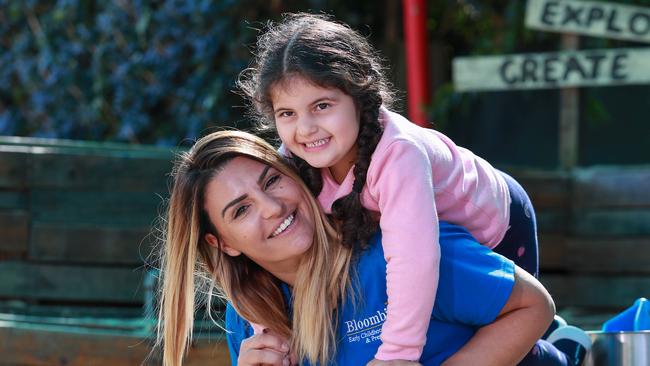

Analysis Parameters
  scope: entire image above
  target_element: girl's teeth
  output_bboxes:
[272,214,294,237]
[305,138,328,148]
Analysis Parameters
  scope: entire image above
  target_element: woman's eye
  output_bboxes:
[278,111,293,118]
[264,174,281,189]
[233,205,249,218]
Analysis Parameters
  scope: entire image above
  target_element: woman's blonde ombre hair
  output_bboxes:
[157,130,352,365]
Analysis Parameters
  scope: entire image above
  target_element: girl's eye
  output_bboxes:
[315,102,330,111]
[264,174,281,189]
[233,205,249,219]
[278,111,293,118]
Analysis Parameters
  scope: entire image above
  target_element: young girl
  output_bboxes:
[239,13,550,364]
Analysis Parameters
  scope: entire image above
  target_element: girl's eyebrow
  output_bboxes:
[273,95,338,113]
[221,165,271,218]
[309,95,337,105]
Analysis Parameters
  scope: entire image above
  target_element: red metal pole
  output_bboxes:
[402,0,430,127]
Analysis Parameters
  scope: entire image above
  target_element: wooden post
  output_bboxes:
[559,34,580,170]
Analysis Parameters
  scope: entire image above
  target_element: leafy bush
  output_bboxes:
[0,0,266,144]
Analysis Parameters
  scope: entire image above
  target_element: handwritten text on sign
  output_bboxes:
[526,0,650,44]
[453,48,650,92]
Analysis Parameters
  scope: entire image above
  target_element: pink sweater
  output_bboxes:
[317,107,511,360]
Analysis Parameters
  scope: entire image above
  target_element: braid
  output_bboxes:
[291,154,323,197]
[331,103,383,250]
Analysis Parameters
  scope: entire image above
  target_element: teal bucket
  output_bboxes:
[602,298,650,332]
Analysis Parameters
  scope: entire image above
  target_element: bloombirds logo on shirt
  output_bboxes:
[343,306,387,344]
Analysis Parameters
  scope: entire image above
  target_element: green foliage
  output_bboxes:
[0,0,265,144]
[426,0,559,127]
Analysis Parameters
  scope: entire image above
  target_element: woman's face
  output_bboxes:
[203,156,315,274]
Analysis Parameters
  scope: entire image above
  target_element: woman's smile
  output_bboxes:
[270,210,296,238]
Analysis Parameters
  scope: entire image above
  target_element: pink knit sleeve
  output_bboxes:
[369,140,440,361]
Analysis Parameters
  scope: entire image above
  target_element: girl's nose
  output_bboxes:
[296,115,318,137]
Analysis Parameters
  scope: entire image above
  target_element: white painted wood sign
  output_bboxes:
[453,47,650,91]
[526,0,650,44]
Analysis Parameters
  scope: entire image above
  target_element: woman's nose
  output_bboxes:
[259,193,284,219]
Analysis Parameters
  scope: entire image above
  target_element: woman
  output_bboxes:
[157,131,562,366]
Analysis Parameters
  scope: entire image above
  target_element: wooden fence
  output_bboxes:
[512,166,650,328]
[0,137,648,363]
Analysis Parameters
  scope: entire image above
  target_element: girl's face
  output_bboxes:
[203,157,314,278]
[271,75,360,183]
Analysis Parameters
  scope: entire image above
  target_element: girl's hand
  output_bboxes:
[366,358,422,366]
[237,329,291,366]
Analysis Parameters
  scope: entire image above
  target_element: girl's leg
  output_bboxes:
[494,171,539,278]
[494,173,589,366]
[518,340,570,366]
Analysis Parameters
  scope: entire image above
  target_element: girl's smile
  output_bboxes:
[271,75,360,183]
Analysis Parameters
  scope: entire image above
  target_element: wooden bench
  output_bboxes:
[0,137,229,365]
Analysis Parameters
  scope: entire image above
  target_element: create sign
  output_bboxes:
[453,48,650,92]
[526,0,650,44]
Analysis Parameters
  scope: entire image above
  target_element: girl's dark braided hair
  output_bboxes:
[238,13,395,250]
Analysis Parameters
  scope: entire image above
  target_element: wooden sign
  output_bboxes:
[453,47,650,91]
[526,0,650,44]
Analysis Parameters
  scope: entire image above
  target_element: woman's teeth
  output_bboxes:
[271,213,295,237]
[305,138,329,148]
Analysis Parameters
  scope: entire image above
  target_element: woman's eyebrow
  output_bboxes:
[221,195,246,218]
[221,165,272,218]
[257,165,271,185]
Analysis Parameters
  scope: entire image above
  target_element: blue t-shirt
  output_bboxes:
[225,222,515,365]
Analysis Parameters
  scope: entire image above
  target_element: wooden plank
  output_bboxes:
[29,222,155,265]
[30,190,162,226]
[566,237,650,274]
[0,191,28,210]
[0,303,143,319]
[508,170,571,209]
[453,48,650,92]
[526,0,650,44]
[536,209,570,234]
[573,209,650,236]
[573,167,650,208]
[559,34,580,170]
[0,324,231,366]
[0,262,145,304]
[0,147,29,189]
[0,210,29,254]
[541,274,650,308]
[0,135,177,158]
[539,234,568,271]
[30,152,172,191]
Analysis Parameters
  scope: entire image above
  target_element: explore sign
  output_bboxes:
[453,48,650,92]
[526,0,650,44]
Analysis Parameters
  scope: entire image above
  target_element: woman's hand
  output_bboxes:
[366,358,422,366]
[237,330,292,366]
